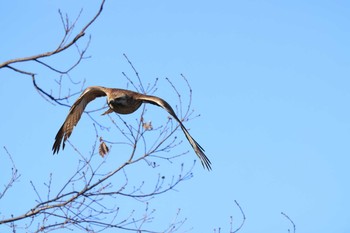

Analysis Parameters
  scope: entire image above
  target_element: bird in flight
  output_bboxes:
[52,86,211,170]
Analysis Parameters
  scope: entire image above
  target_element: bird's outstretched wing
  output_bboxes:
[52,86,107,154]
[138,94,212,170]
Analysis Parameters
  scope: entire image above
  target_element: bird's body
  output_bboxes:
[52,86,211,170]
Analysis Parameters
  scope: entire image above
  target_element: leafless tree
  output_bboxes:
[0,1,202,232]
[1,141,194,232]
[2,1,284,232]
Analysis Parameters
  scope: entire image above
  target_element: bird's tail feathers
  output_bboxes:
[180,125,211,170]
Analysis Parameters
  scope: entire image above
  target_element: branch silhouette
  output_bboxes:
[0,0,105,76]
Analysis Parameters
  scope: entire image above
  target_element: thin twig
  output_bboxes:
[123,53,145,93]
[281,212,296,233]
[231,200,246,233]
[0,147,21,200]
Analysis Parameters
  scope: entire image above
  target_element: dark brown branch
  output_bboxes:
[3,65,36,76]
[32,75,71,107]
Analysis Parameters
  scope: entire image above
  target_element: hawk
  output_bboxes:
[52,86,211,170]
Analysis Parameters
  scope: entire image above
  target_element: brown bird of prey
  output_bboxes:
[52,86,211,170]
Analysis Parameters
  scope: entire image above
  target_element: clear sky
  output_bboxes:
[1,1,350,232]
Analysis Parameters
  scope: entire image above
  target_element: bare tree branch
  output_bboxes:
[281,212,296,233]
[0,147,21,200]
[0,0,105,73]
[213,200,246,233]
[231,200,246,233]
[0,0,106,124]
[0,148,193,232]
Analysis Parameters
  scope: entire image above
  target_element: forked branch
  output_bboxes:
[0,0,105,76]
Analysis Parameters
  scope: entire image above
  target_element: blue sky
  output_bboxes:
[1,1,350,232]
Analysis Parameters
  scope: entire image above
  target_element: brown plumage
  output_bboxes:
[52,86,211,170]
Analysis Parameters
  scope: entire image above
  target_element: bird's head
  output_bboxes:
[108,95,128,107]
